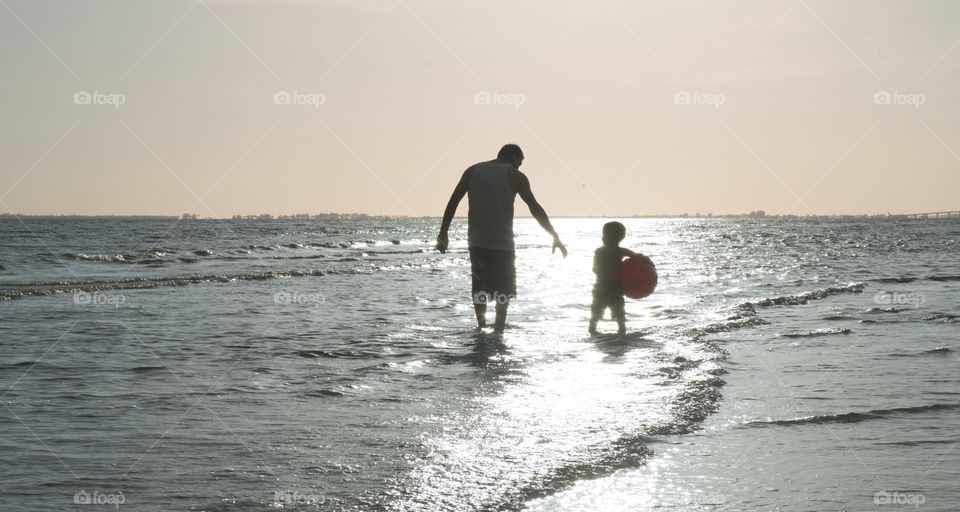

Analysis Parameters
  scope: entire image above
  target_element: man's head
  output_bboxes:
[497,144,524,168]
[602,221,626,247]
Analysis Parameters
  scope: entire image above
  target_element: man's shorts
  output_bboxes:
[469,246,517,302]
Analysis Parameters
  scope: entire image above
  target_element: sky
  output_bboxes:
[1,0,958,217]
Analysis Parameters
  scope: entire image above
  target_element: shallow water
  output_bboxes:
[1,217,957,511]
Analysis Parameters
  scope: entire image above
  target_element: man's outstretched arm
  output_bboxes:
[436,169,472,253]
[513,171,567,257]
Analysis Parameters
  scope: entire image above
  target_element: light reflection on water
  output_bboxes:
[0,218,957,511]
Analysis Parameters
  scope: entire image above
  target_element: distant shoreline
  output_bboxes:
[1,212,958,221]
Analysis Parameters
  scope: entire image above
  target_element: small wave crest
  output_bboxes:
[874,276,918,284]
[752,282,865,307]
[61,251,170,264]
[296,349,380,359]
[744,403,960,427]
[929,275,960,282]
[874,275,960,283]
[822,314,856,321]
[889,347,953,357]
[865,307,908,314]
[781,327,852,338]
[924,312,959,323]
[688,303,768,338]
[0,267,354,299]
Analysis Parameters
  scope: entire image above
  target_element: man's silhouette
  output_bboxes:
[436,144,567,332]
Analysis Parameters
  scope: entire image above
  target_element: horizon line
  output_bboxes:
[2,211,959,220]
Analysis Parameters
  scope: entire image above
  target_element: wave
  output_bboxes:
[126,365,167,372]
[874,275,960,284]
[924,312,959,323]
[874,277,919,284]
[929,275,960,282]
[873,439,958,447]
[692,284,865,338]
[0,268,346,300]
[744,403,960,427]
[822,314,856,320]
[865,307,908,314]
[61,251,171,264]
[688,303,768,337]
[295,349,381,359]
[303,389,346,397]
[781,327,852,338]
[889,347,953,357]
[751,282,865,307]
[53,246,424,266]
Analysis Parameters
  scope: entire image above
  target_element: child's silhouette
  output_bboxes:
[589,221,649,334]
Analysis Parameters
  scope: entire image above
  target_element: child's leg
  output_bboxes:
[612,296,627,334]
[589,298,604,334]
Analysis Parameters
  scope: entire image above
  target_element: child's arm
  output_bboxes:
[622,247,651,262]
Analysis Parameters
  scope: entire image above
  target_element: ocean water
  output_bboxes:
[0,217,957,511]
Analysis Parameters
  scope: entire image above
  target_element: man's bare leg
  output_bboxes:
[494,300,509,332]
[474,301,487,329]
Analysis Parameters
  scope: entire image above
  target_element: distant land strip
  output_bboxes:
[1,211,958,221]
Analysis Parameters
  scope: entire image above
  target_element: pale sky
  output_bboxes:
[1,0,958,217]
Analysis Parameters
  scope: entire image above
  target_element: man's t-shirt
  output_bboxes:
[466,160,518,251]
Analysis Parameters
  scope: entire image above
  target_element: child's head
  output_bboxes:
[601,221,626,246]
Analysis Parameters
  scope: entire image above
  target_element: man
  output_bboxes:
[436,144,567,332]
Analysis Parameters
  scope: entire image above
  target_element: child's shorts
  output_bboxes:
[592,279,625,319]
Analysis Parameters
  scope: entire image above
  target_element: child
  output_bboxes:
[589,221,648,334]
